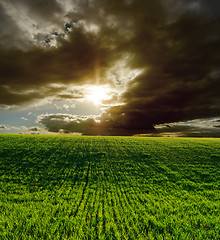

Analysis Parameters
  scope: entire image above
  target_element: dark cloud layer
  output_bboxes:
[38,114,99,135]
[139,126,220,138]
[28,126,41,132]
[1,0,220,134]
[149,124,220,138]
[100,0,220,129]
[38,113,144,135]
[38,114,220,137]
[100,0,220,133]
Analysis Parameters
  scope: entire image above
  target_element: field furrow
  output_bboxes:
[0,135,219,239]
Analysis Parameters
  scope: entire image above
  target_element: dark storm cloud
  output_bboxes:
[38,113,138,135]
[138,125,220,138]
[0,0,66,49]
[14,0,63,21]
[153,124,220,138]
[38,114,98,134]
[28,126,41,132]
[0,4,32,49]
[202,0,220,20]
[131,117,220,137]
[1,0,220,134]
[0,27,114,107]
[0,0,125,107]
[100,0,220,131]
[0,84,68,107]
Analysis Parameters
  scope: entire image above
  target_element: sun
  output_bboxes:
[88,86,108,105]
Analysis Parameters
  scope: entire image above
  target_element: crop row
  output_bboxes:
[0,135,219,239]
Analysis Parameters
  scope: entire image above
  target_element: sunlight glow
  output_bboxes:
[88,86,108,105]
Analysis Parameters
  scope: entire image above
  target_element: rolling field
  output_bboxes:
[0,134,220,239]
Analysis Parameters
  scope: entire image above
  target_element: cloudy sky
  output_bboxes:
[0,0,220,136]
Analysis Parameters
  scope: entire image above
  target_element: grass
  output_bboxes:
[0,134,219,239]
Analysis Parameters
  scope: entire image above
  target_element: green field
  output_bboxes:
[0,135,219,239]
